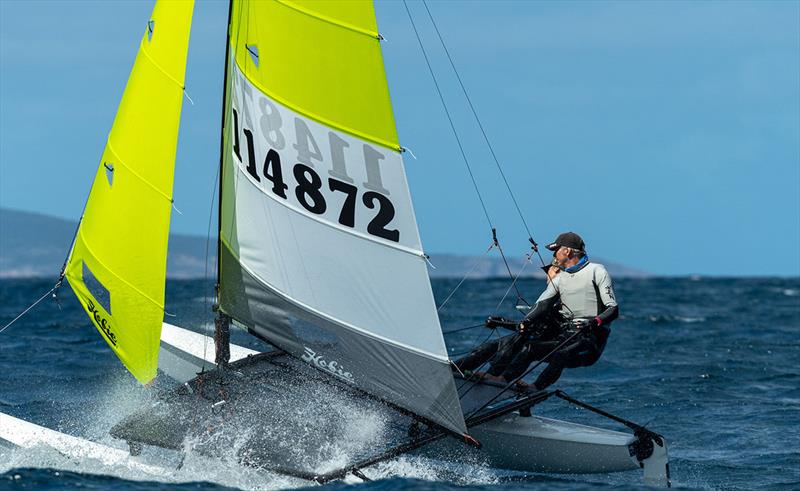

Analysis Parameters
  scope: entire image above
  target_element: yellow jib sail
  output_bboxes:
[65,0,194,383]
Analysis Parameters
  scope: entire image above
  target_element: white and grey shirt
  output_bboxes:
[523,262,619,325]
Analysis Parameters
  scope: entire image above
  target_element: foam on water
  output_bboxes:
[2,277,800,490]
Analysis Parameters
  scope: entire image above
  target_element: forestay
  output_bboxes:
[217,0,466,435]
[64,1,194,384]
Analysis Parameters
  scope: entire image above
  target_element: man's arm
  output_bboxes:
[522,281,560,326]
[594,266,619,325]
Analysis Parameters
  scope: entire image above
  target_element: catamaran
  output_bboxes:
[1,0,670,486]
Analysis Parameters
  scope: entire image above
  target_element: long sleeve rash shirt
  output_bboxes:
[523,262,619,326]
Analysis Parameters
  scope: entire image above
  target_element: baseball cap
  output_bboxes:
[546,232,585,252]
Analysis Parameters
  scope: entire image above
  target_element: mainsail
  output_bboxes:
[65,0,194,384]
[218,0,467,435]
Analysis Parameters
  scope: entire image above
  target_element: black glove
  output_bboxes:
[577,317,600,331]
[485,316,516,329]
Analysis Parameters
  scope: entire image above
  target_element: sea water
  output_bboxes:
[1,276,798,490]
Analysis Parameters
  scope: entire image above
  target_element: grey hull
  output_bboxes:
[469,413,639,473]
[154,323,669,485]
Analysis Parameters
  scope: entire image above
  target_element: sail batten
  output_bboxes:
[138,40,188,90]
[219,0,466,434]
[105,140,174,203]
[76,229,165,311]
[228,0,399,151]
[231,57,400,152]
[274,0,381,40]
[65,0,194,384]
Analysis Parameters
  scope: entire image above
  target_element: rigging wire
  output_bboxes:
[0,284,58,335]
[436,242,493,312]
[402,0,526,304]
[441,323,484,335]
[402,0,492,231]
[494,253,532,311]
[464,328,584,420]
[202,165,221,371]
[420,0,561,289]
[421,0,536,247]
[413,6,593,402]
[491,229,528,305]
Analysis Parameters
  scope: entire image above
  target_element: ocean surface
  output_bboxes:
[1,276,798,490]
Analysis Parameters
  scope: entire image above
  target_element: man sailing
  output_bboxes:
[455,232,619,392]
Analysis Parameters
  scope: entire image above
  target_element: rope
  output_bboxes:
[202,165,221,371]
[402,0,493,231]
[421,0,536,245]
[403,0,544,305]
[455,327,502,396]
[441,323,484,335]
[0,285,58,334]
[419,0,566,301]
[492,228,527,305]
[436,242,493,312]
[494,253,532,311]
[464,329,583,420]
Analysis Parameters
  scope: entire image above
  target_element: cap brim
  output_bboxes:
[546,242,559,251]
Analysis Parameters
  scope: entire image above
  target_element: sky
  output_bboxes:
[0,0,798,276]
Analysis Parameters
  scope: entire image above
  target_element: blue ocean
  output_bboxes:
[1,276,798,490]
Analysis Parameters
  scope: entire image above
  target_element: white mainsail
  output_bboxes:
[216,0,466,435]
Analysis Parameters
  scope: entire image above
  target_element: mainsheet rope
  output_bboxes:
[464,329,584,420]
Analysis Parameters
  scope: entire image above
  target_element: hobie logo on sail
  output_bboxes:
[301,347,353,382]
[86,298,117,346]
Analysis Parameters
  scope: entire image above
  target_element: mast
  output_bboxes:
[214,0,235,367]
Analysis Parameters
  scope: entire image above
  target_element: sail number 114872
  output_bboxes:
[230,106,401,243]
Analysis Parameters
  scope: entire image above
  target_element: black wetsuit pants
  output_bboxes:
[455,330,607,390]
[455,334,525,375]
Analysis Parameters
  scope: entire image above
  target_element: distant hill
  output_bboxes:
[0,208,214,279]
[0,208,648,279]
[425,253,648,279]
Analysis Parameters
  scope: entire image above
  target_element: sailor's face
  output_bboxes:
[553,247,566,266]
[554,246,570,266]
